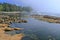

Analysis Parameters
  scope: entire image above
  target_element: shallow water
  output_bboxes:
[8,17,60,40]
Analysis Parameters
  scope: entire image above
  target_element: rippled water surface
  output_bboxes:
[8,18,60,40]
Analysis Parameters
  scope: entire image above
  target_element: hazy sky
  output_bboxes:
[0,0,60,13]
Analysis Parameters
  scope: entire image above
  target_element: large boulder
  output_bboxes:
[0,24,9,28]
[4,28,14,31]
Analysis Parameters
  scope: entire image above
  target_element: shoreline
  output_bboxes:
[0,14,27,40]
[31,15,60,23]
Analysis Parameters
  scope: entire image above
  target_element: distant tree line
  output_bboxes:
[0,3,32,12]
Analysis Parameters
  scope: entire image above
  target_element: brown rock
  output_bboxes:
[14,28,24,30]
[17,20,27,23]
[0,24,9,28]
[5,28,14,31]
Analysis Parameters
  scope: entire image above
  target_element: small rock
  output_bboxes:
[14,28,24,30]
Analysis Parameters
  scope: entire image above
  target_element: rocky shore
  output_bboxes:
[0,28,24,40]
[0,24,24,40]
[0,14,27,40]
[31,15,60,23]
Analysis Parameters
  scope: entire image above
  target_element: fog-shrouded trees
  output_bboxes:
[0,5,3,11]
[0,3,32,12]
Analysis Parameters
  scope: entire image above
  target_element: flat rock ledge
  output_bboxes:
[0,28,24,40]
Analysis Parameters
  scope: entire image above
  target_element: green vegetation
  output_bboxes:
[0,5,3,11]
[0,3,32,12]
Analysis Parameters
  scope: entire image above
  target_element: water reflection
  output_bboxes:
[7,18,60,40]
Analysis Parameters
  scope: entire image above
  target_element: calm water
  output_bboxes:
[8,17,60,40]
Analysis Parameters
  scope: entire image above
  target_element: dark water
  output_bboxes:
[8,18,60,40]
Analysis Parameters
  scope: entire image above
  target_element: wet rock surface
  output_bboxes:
[0,15,27,40]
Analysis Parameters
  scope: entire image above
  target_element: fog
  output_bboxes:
[1,0,60,14]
